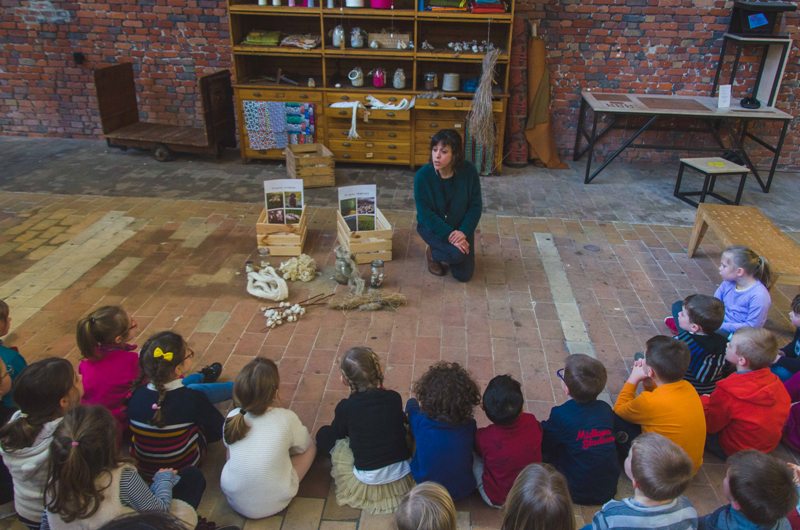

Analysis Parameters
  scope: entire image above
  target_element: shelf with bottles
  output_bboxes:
[326,58,414,90]
[416,19,508,58]
[414,61,506,93]
[322,17,414,52]
[322,6,415,17]
[230,14,323,54]
[233,55,324,88]
[228,4,322,14]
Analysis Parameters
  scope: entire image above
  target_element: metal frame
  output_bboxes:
[674,162,749,208]
[572,96,791,191]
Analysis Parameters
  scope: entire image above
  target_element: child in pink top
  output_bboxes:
[77,306,232,432]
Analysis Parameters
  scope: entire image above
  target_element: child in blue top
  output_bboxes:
[0,300,28,420]
[713,246,772,335]
[772,294,800,381]
[542,354,619,506]
[406,361,480,501]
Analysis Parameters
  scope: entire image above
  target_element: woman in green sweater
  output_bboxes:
[413,129,482,282]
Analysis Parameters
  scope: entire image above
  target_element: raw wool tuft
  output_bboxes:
[279,254,317,282]
[466,48,500,148]
[245,263,289,301]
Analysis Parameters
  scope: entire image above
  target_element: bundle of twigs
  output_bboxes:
[466,48,500,148]
[328,291,407,312]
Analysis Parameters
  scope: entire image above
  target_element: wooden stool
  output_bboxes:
[688,204,800,286]
[674,157,749,208]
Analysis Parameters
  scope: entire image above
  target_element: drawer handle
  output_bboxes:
[341,95,350,101]
[338,110,347,116]
[366,142,374,148]
[342,142,351,147]
[388,132,397,138]
[430,122,439,128]
[364,131,375,137]
[388,155,397,160]
[276,92,285,98]
[429,101,439,107]
[388,144,397,149]
[366,153,374,158]
[342,153,351,159]
[386,111,396,117]
[253,91,262,97]
[388,97,397,102]
[300,94,309,99]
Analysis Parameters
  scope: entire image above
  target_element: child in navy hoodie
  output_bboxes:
[542,354,620,505]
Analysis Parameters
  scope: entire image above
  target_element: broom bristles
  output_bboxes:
[466,48,500,148]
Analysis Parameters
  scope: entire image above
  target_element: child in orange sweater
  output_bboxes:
[702,326,790,459]
[613,336,706,472]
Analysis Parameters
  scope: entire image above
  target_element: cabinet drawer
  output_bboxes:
[415,99,504,111]
[327,107,410,122]
[329,139,409,155]
[332,149,408,164]
[326,92,413,105]
[327,127,410,142]
[414,118,465,131]
[237,88,322,103]
[415,130,464,146]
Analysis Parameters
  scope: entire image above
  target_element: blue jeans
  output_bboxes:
[417,223,475,282]
[182,373,233,403]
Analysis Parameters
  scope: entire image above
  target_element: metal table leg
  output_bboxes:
[765,119,789,193]
[573,97,587,161]
[585,114,658,184]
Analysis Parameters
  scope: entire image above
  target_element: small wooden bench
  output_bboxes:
[674,157,749,207]
[688,203,800,286]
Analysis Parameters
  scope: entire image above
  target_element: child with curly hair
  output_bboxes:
[406,361,481,500]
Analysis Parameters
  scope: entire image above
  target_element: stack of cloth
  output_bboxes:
[428,0,467,11]
[243,100,315,150]
[470,0,505,13]
[243,30,281,46]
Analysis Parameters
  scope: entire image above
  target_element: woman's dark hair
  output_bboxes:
[134,331,188,427]
[224,357,280,445]
[341,346,383,393]
[412,361,480,425]
[76,305,130,361]
[429,129,464,171]
[98,512,189,530]
[0,358,76,451]
[45,405,128,523]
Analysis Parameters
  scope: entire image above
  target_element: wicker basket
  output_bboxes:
[367,31,411,49]
[284,144,335,188]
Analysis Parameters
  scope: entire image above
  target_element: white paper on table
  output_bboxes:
[718,85,731,109]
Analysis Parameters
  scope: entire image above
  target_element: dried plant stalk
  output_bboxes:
[328,292,407,311]
[466,48,500,148]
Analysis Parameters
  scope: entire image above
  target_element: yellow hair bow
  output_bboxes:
[153,347,174,362]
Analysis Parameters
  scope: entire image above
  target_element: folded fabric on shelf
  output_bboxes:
[243,101,315,150]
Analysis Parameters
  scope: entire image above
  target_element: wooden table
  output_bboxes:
[572,91,793,192]
[688,203,800,286]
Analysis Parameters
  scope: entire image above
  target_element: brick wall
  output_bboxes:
[1,0,798,169]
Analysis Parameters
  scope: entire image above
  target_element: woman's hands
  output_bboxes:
[448,230,469,254]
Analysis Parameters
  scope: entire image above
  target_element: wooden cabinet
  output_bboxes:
[227,0,514,172]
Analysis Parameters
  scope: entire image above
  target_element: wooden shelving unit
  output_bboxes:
[227,0,514,172]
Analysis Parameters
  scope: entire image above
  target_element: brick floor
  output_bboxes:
[1,190,798,529]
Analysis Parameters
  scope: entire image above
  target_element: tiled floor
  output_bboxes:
[0,137,799,528]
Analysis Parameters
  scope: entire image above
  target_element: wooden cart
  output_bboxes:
[93,63,236,161]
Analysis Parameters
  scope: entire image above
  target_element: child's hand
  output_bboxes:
[156,468,177,475]
[788,462,800,485]
[627,359,650,386]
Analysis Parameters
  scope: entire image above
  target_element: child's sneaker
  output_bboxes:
[664,316,678,335]
[199,362,223,383]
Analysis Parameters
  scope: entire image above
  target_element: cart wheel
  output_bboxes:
[153,144,172,162]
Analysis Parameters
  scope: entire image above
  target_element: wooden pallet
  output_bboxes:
[688,204,800,286]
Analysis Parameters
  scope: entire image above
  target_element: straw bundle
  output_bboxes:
[466,48,500,147]
[328,291,407,311]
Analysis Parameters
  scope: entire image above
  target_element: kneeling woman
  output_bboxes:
[414,129,482,282]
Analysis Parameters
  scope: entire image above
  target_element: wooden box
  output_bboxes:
[256,207,308,256]
[367,32,411,49]
[336,207,393,264]
[284,144,335,188]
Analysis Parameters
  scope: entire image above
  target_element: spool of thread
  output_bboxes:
[442,73,460,92]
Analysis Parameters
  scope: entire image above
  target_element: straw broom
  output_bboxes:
[466,48,500,148]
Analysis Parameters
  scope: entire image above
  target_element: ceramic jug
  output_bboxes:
[392,68,406,89]
[371,67,386,88]
[350,27,365,48]
[332,25,345,48]
[348,66,364,87]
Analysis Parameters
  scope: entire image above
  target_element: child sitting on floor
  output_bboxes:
[699,450,797,530]
[772,294,800,381]
[41,405,204,529]
[77,305,231,432]
[613,336,706,472]
[395,482,457,530]
[674,294,729,394]
[127,331,224,479]
[502,464,576,530]
[474,374,542,507]
[589,433,697,530]
[407,361,481,501]
[221,357,315,519]
[316,347,414,514]
[0,300,28,510]
[0,358,83,530]
[542,354,620,506]
[702,327,790,458]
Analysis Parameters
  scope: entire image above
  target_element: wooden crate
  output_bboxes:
[336,207,393,264]
[256,207,308,256]
[367,32,411,49]
[284,144,335,188]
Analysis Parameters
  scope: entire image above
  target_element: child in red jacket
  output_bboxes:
[701,327,791,458]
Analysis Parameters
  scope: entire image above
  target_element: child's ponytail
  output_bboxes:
[724,246,774,289]
[45,405,124,523]
[224,357,279,445]
[137,331,188,428]
[76,306,130,360]
[0,358,76,451]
